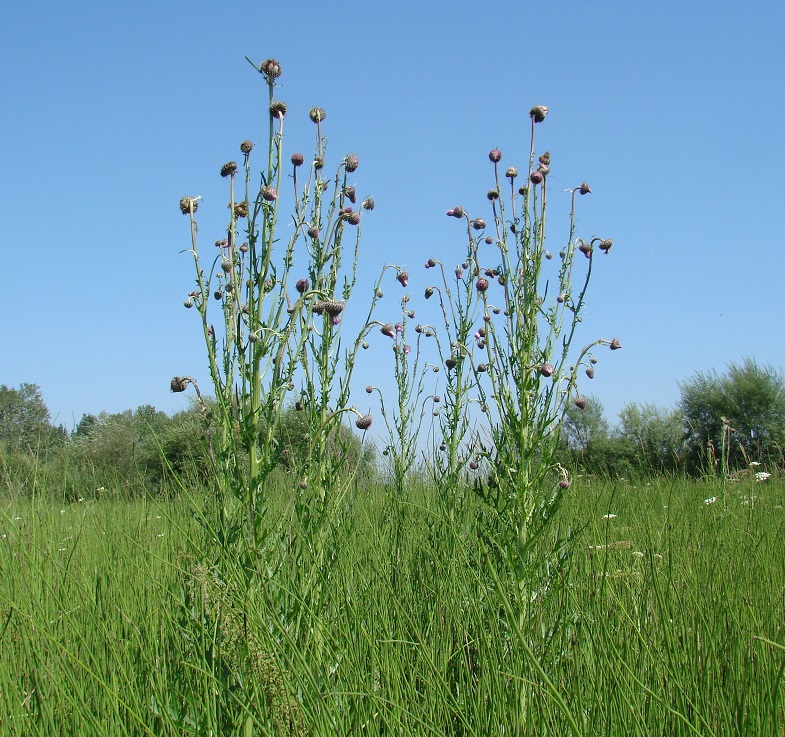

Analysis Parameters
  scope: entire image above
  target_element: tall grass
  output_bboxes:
[2,472,784,734]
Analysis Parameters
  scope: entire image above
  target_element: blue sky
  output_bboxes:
[2,1,784,431]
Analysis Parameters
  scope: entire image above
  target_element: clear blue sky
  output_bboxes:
[2,1,784,431]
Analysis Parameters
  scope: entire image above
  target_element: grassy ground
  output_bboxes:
[1,474,783,735]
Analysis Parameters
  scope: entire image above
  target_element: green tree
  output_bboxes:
[615,402,685,474]
[0,383,54,452]
[679,358,785,471]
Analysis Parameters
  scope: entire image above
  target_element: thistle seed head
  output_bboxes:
[269,100,287,119]
[309,107,326,123]
[530,105,549,123]
[259,59,282,79]
[179,196,199,215]
[170,376,189,393]
[344,154,359,172]
[506,167,518,179]
[240,140,254,154]
[220,161,237,178]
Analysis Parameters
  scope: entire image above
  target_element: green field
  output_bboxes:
[1,475,783,736]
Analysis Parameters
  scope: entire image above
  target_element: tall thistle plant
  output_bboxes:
[427,105,621,578]
[175,59,375,565]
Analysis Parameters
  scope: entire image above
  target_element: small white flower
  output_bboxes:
[632,551,645,558]
[60,509,66,514]
[602,513,617,520]
[14,517,21,521]
[704,496,717,505]
[755,471,772,482]
[749,461,761,468]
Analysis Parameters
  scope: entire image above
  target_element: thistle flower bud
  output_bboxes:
[397,271,409,287]
[355,414,373,430]
[366,385,373,394]
[381,323,395,339]
[260,59,282,79]
[579,241,593,259]
[240,140,254,154]
[506,167,518,179]
[489,148,502,163]
[586,366,595,379]
[445,358,457,370]
[472,218,486,230]
[309,107,326,123]
[530,171,544,185]
[313,156,324,170]
[599,239,613,254]
[233,201,248,218]
[269,100,287,118]
[610,338,622,350]
[469,460,479,470]
[530,105,548,123]
[487,189,499,201]
[307,225,319,239]
[574,396,588,411]
[539,363,555,377]
[220,162,237,178]
[261,185,277,202]
[239,242,249,253]
[558,479,571,490]
[296,278,309,293]
[579,182,592,195]
[291,152,305,167]
[213,290,223,300]
[476,278,489,292]
[426,258,437,268]
[344,154,359,172]
[452,205,464,218]
[183,299,193,308]
[344,185,356,203]
[477,363,488,373]
[179,196,199,215]
[170,376,189,393]
[362,197,375,210]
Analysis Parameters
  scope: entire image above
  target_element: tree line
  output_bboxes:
[562,358,785,476]
[1,358,783,494]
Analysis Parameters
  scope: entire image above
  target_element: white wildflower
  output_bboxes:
[749,461,761,468]
[602,514,617,520]
[755,471,771,482]
[704,496,717,505]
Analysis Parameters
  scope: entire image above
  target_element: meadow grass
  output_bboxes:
[1,474,783,735]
